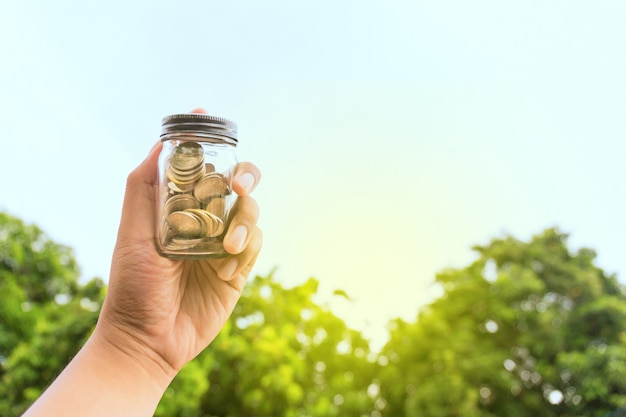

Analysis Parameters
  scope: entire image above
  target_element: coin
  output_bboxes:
[204,196,226,216]
[207,214,225,237]
[185,209,225,238]
[202,211,225,237]
[169,164,203,178]
[166,142,206,194]
[167,165,205,186]
[194,172,229,204]
[170,142,204,171]
[166,211,204,238]
[168,237,204,250]
[184,209,210,236]
[168,181,193,194]
[165,195,201,215]
[160,142,232,248]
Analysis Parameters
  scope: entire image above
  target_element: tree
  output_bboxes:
[0,212,105,417]
[1,211,378,417]
[378,228,626,417]
[5,211,625,416]
[156,273,380,417]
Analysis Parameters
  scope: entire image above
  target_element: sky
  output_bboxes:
[1,0,625,348]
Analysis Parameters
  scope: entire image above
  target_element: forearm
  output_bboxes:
[22,329,174,417]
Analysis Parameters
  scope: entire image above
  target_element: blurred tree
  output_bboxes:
[4,211,624,417]
[378,228,626,417]
[0,212,105,416]
[0,211,377,417]
[156,273,379,417]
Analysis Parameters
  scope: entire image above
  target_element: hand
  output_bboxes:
[96,111,262,379]
[23,108,260,417]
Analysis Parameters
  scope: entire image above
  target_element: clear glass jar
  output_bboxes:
[155,113,238,258]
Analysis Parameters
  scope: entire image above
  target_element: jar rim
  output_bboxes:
[161,113,237,142]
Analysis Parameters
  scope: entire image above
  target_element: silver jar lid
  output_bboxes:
[161,113,238,143]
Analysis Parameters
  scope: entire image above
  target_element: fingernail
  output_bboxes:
[228,225,248,253]
[237,172,256,193]
[219,258,238,280]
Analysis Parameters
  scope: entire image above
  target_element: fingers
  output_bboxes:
[190,108,208,114]
[117,141,162,241]
[217,225,263,281]
[223,196,259,254]
[233,162,261,196]
[216,195,262,280]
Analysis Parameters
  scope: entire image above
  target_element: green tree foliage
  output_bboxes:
[379,228,626,417]
[3,211,625,417]
[156,274,380,417]
[0,212,105,416]
[0,212,378,417]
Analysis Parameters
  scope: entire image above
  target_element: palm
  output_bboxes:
[104,247,247,371]
[169,259,246,363]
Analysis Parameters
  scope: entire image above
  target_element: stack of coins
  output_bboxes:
[167,142,205,193]
[161,142,231,247]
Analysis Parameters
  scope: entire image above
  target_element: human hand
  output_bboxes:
[95,108,262,381]
[22,108,261,417]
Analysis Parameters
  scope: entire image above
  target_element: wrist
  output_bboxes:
[22,324,176,417]
[89,320,178,391]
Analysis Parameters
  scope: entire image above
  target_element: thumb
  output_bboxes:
[116,142,162,243]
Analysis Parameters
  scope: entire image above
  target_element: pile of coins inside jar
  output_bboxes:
[160,142,231,248]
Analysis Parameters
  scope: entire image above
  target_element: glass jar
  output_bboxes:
[155,113,238,258]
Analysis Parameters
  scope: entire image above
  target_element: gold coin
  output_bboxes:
[203,211,225,237]
[185,209,224,238]
[184,209,211,237]
[166,211,204,238]
[194,173,229,204]
[168,237,203,250]
[167,181,194,193]
[204,196,226,217]
[165,195,200,215]
[170,142,204,171]
[208,215,225,237]
[169,161,205,177]
[167,166,204,185]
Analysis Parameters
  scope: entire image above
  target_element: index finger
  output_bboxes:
[232,162,261,196]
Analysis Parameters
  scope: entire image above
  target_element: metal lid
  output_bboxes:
[161,113,238,143]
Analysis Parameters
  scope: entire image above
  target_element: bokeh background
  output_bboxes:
[1,0,625,349]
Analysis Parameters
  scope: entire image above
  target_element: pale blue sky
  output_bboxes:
[1,0,625,345]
